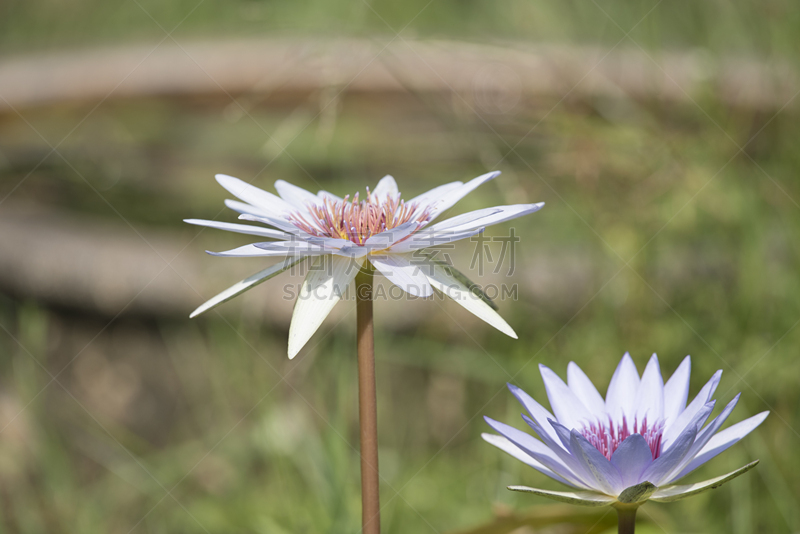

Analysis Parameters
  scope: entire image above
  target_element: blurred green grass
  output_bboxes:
[1,1,800,533]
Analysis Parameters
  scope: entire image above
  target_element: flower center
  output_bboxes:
[287,190,433,245]
[579,416,664,461]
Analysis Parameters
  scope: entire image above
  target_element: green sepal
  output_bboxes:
[507,486,615,507]
[650,461,759,503]
[617,481,656,504]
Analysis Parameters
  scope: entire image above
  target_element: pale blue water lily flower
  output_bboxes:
[187,172,543,358]
[483,353,768,509]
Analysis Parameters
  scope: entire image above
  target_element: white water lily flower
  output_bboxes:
[187,172,543,358]
[483,353,768,508]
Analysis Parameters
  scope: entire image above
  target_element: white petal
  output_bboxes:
[481,433,573,486]
[663,356,691,429]
[189,257,304,318]
[407,181,463,212]
[369,252,433,297]
[672,411,768,480]
[317,190,342,202]
[274,179,323,209]
[507,383,560,443]
[254,240,350,254]
[372,175,399,202]
[184,219,290,240]
[384,227,484,253]
[239,214,354,251]
[427,171,501,221]
[224,199,271,218]
[634,354,665,423]
[287,255,361,359]
[424,260,517,338]
[539,364,594,430]
[605,353,640,426]
[650,461,759,503]
[427,208,502,232]
[208,244,326,257]
[429,203,544,234]
[216,174,294,216]
[567,362,606,420]
[663,370,721,447]
[364,221,420,251]
[507,485,615,507]
[238,213,312,236]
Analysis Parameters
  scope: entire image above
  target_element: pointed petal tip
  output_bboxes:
[480,432,497,443]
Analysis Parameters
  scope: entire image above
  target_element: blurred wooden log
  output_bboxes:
[0,39,796,112]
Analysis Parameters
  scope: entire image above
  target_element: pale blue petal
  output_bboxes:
[481,433,574,486]
[634,354,664,423]
[567,362,606,419]
[605,353,640,426]
[672,411,769,480]
[662,394,741,484]
[640,424,698,486]
[507,383,560,443]
[663,356,691,429]
[610,434,653,488]
[542,419,606,491]
[570,430,624,495]
[539,364,593,430]
[523,416,595,489]
[663,370,721,447]
[484,417,588,489]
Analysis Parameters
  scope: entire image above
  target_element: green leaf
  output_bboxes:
[508,486,615,507]
[617,481,656,504]
[649,461,759,503]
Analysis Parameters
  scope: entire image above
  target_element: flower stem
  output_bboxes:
[616,506,637,534]
[356,265,380,534]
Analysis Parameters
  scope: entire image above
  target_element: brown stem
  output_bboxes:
[356,265,380,534]
[616,506,637,534]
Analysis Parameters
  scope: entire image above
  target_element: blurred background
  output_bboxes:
[1,1,799,533]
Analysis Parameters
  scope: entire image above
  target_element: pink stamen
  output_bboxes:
[287,191,433,245]
[580,416,664,460]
